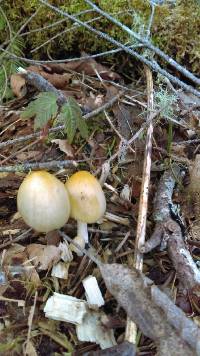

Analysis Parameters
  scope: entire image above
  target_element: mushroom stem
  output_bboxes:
[77,220,89,243]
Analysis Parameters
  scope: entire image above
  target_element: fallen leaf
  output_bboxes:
[26,244,61,270]
[1,243,40,287]
[51,139,74,157]
[10,74,26,98]
[16,150,41,161]
[28,65,72,89]
[48,55,121,81]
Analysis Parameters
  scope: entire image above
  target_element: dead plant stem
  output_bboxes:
[125,66,154,343]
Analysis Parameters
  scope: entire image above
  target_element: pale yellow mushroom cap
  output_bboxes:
[17,171,70,232]
[65,171,106,223]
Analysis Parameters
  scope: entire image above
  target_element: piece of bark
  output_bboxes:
[141,166,200,291]
[99,263,196,356]
[83,341,136,356]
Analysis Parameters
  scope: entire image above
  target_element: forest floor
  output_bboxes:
[0,55,200,356]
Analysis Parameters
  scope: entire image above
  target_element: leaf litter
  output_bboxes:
[0,53,200,356]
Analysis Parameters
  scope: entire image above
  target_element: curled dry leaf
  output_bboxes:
[0,243,40,287]
[26,242,72,270]
[28,65,72,90]
[26,244,61,270]
[51,139,74,157]
[48,56,121,81]
[10,74,26,98]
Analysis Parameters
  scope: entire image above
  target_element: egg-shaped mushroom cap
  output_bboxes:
[65,171,106,223]
[17,171,70,232]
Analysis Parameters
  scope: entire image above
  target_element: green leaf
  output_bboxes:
[21,92,59,130]
[76,112,88,139]
[59,97,88,144]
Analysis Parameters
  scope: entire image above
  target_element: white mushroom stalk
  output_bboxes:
[77,220,89,244]
[65,171,106,246]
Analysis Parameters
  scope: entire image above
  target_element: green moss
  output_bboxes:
[0,0,199,74]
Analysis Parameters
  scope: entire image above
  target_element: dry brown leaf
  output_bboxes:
[51,139,74,157]
[1,243,40,287]
[26,244,61,270]
[48,55,121,81]
[16,150,42,161]
[28,65,72,89]
[10,74,26,98]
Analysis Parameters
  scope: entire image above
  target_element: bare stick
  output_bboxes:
[0,160,77,172]
[17,68,67,106]
[0,228,32,250]
[125,66,154,343]
[85,0,200,87]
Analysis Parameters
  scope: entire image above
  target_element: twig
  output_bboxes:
[0,91,124,149]
[31,15,102,54]
[0,160,78,172]
[125,66,154,343]
[104,111,135,154]
[0,44,142,65]
[85,0,200,87]
[0,228,32,250]
[17,68,67,106]
[95,107,161,176]
[0,138,41,164]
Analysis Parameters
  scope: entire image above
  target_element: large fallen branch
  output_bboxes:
[141,166,200,291]
[100,263,199,356]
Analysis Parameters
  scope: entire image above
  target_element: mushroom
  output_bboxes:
[17,171,70,232]
[65,171,106,245]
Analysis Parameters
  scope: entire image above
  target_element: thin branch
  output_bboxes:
[31,15,102,54]
[0,44,143,66]
[0,160,78,172]
[85,0,200,87]
[104,110,135,154]
[0,228,32,250]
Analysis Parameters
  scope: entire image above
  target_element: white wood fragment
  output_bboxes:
[82,275,105,308]
[44,293,87,324]
[120,184,131,201]
[58,241,73,262]
[51,262,70,279]
[76,311,116,349]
